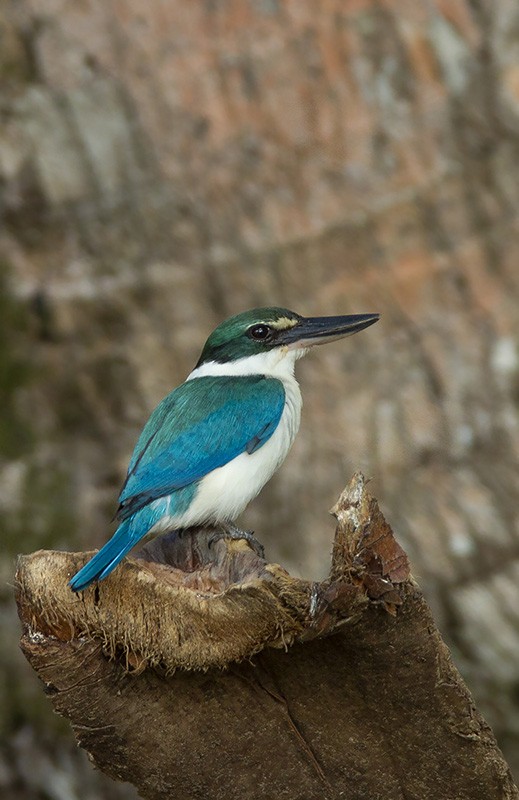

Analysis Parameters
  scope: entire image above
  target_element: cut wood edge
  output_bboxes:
[15,472,410,672]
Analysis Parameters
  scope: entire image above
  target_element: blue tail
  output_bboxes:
[69,518,141,592]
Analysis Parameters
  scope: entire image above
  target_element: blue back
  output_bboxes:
[117,374,285,519]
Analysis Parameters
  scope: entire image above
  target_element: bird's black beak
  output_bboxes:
[278,313,380,349]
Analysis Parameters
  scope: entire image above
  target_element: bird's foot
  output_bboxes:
[208,524,265,559]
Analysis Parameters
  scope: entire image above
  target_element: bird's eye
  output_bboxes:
[248,324,272,341]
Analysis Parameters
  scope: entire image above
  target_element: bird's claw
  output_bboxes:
[208,525,265,559]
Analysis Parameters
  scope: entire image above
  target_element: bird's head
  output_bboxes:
[193,307,379,375]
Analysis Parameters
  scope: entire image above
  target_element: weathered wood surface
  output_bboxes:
[3,1,519,795]
[16,476,518,800]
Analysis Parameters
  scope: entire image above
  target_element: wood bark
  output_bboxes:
[3,1,519,794]
[15,475,518,800]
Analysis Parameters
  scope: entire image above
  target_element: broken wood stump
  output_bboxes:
[15,473,519,800]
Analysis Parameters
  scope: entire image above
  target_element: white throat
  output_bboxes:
[174,345,303,526]
[187,346,303,381]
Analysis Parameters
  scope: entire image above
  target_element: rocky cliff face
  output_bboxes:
[2,1,519,795]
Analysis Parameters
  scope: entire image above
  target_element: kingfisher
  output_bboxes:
[69,307,379,591]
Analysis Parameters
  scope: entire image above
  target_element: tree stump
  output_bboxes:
[15,474,518,800]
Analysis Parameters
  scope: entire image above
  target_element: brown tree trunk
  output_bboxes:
[15,475,518,800]
[3,1,519,794]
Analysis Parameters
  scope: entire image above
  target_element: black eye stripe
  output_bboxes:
[248,324,273,341]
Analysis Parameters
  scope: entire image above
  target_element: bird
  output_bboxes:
[69,307,379,591]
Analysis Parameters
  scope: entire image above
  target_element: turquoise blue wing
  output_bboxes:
[117,375,285,520]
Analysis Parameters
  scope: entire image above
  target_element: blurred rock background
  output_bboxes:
[1,0,519,796]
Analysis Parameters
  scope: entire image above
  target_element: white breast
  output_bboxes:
[175,347,303,526]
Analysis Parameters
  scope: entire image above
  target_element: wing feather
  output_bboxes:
[117,375,285,519]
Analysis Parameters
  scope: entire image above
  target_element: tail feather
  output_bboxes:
[69,519,140,592]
